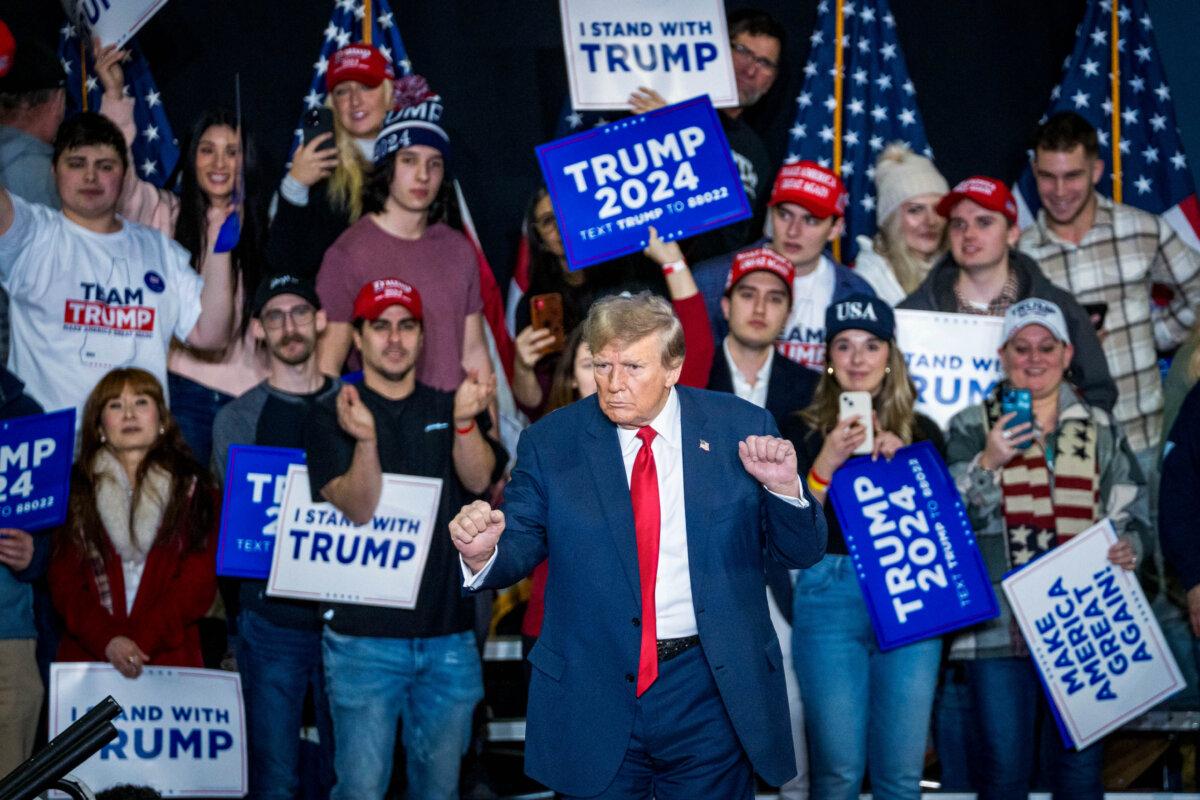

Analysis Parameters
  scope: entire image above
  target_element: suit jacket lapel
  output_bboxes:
[582,403,642,607]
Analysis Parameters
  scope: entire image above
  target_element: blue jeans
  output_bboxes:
[237,609,334,800]
[167,371,233,467]
[322,628,483,800]
[966,657,1104,800]
[791,555,941,800]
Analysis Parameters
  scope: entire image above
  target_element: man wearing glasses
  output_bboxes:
[211,272,339,800]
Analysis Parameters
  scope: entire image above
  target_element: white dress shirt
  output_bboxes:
[462,389,808,637]
[723,337,772,410]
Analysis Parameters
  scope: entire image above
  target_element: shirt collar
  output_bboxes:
[615,386,680,455]
[722,337,773,386]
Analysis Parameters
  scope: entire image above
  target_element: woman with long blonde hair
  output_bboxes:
[266,43,395,279]
[780,294,945,800]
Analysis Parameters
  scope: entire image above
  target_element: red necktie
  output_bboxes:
[631,426,660,697]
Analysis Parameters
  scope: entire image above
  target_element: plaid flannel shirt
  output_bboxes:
[1018,195,1200,453]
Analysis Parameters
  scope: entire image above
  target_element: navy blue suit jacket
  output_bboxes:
[473,387,827,795]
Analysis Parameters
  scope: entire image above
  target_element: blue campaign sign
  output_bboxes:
[216,445,305,579]
[0,408,75,531]
[536,96,750,270]
[828,441,999,651]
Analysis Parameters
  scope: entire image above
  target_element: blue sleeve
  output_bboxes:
[1160,384,1200,590]
[476,429,550,590]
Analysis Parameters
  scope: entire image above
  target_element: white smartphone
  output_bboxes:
[839,391,874,456]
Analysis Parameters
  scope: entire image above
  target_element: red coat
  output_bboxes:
[49,490,218,668]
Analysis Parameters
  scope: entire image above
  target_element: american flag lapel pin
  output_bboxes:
[699,439,710,452]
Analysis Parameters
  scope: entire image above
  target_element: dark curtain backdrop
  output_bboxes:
[6,0,1199,289]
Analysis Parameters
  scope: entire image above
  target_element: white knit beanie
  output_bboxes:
[873,143,949,225]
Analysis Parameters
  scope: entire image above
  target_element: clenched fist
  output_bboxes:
[450,499,506,573]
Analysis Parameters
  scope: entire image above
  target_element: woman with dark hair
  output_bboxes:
[49,368,218,675]
[96,44,268,463]
[781,293,944,800]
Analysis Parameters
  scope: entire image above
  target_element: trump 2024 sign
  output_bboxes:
[536,96,750,271]
[828,441,998,650]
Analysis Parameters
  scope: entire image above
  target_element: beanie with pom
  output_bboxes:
[873,143,948,226]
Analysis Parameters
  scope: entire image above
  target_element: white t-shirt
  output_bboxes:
[776,255,836,371]
[0,196,203,424]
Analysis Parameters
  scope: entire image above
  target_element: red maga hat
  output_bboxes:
[768,161,848,219]
[352,278,423,322]
[326,43,394,91]
[724,247,795,298]
[935,175,1018,224]
[0,21,14,78]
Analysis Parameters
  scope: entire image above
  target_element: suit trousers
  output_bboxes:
[561,643,754,800]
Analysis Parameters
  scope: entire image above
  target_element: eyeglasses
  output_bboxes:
[731,43,779,74]
[261,303,315,330]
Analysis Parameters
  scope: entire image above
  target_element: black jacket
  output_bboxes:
[706,346,820,432]
[898,248,1117,412]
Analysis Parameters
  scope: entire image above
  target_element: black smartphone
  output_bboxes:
[1082,302,1108,332]
[302,107,335,151]
[1001,387,1034,450]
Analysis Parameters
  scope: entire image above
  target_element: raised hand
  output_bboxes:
[515,325,557,370]
[336,384,376,442]
[454,370,497,425]
[92,37,127,98]
[628,86,668,114]
[980,412,1037,471]
[288,134,339,188]
[449,499,506,572]
[739,435,800,497]
[643,225,684,267]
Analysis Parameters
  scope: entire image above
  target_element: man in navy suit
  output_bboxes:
[451,292,827,799]
[705,246,819,800]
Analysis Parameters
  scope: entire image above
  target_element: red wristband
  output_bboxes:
[455,420,476,435]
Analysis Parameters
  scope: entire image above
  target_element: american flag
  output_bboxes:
[291,0,411,156]
[786,0,932,263]
[57,20,179,189]
[1014,0,1199,251]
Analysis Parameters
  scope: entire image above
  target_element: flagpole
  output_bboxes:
[78,36,88,112]
[1109,0,1122,203]
[363,0,373,44]
[831,0,845,262]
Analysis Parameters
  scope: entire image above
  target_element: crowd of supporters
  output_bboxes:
[2,7,1200,800]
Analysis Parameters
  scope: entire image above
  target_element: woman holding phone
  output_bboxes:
[944,298,1145,799]
[780,293,943,800]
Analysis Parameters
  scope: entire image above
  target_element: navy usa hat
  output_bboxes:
[825,293,895,343]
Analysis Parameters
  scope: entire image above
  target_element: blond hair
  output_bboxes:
[872,207,946,295]
[583,292,684,368]
[324,77,393,224]
[800,343,918,443]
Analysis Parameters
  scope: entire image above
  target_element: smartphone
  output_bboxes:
[1082,302,1109,332]
[839,391,873,456]
[302,107,336,151]
[1001,387,1034,450]
[530,292,565,354]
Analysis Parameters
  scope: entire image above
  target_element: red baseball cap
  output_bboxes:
[936,176,1018,224]
[326,43,394,91]
[768,161,848,219]
[352,278,423,322]
[0,21,14,78]
[724,247,795,298]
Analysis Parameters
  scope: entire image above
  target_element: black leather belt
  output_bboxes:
[656,635,701,663]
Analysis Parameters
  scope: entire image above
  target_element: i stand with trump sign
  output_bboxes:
[268,464,441,608]
[1003,520,1184,749]
[48,663,247,797]
[828,441,998,650]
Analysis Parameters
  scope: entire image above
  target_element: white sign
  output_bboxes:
[64,0,170,48]
[895,310,1004,430]
[1002,520,1184,749]
[559,0,738,111]
[268,465,442,609]
[48,663,247,798]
